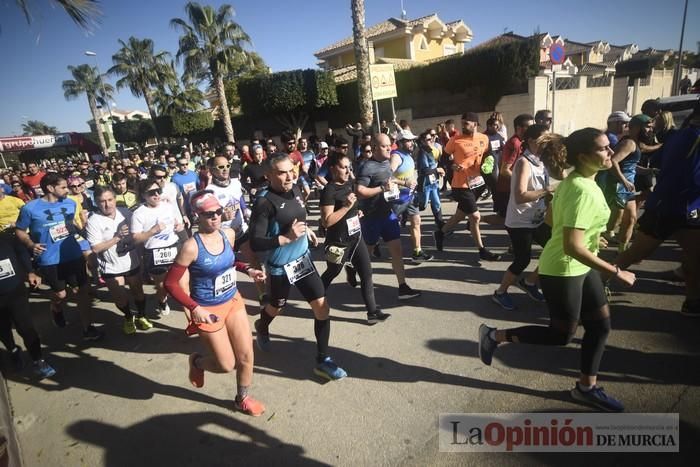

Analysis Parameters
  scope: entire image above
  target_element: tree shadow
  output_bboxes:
[66,411,329,467]
[251,334,570,403]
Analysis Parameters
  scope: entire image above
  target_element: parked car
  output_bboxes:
[657,94,699,128]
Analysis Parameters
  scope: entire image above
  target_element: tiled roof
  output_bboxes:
[315,15,437,56]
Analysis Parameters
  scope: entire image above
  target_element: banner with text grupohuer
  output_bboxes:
[369,64,397,101]
[0,134,72,152]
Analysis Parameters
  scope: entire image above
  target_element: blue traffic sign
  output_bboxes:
[550,44,566,65]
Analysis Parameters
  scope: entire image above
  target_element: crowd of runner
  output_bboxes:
[0,98,698,416]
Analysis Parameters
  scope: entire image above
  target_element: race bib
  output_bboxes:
[84,180,94,189]
[490,140,501,152]
[214,267,236,296]
[183,182,196,194]
[468,175,486,190]
[283,253,315,284]
[428,173,438,185]
[49,223,69,242]
[0,258,16,281]
[383,186,400,202]
[152,246,177,266]
[346,215,361,236]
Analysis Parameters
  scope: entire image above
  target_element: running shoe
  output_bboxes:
[52,309,67,328]
[157,301,171,317]
[372,245,382,259]
[135,316,154,330]
[367,308,391,325]
[188,353,204,388]
[433,229,445,251]
[10,347,23,372]
[82,325,105,342]
[571,383,624,412]
[33,359,56,379]
[345,265,358,288]
[516,278,546,302]
[479,248,502,261]
[123,317,137,335]
[254,319,271,352]
[492,291,515,311]
[314,356,347,381]
[680,300,700,318]
[398,283,421,300]
[478,323,498,366]
[234,395,266,416]
[410,250,434,264]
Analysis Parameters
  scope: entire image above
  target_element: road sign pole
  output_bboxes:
[374,100,381,134]
[552,70,556,132]
[390,98,396,123]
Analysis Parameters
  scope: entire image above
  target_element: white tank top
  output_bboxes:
[505,150,548,229]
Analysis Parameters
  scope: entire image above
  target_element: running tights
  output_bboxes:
[0,284,42,361]
[321,236,377,314]
[504,271,610,375]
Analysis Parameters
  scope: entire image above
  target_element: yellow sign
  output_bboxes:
[369,64,397,100]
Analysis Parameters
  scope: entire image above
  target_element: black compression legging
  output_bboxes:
[504,270,611,376]
[0,284,42,361]
[506,223,552,275]
[321,236,377,314]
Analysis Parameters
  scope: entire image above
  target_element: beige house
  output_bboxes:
[315,13,472,82]
[88,108,150,152]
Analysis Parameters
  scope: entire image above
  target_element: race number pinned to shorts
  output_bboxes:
[153,246,177,266]
[468,175,486,190]
[0,258,16,281]
[346,215,361,236]
[283,253,315,284]
[383,186,400,202]
[214,267,236,297]
[428,173,438,185]
[49,223,70,242]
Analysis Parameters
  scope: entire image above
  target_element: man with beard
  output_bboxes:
[434,112,501,261]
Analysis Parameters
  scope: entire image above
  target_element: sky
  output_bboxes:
[1,0,698,137]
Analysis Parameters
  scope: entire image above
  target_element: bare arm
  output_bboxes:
[512,159,548,204]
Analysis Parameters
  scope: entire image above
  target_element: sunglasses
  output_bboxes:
[11,183,21,187]
[153,175,166,180]
[69,183,84,188]
[168,161,177,165]
[146,188,162,196]
[178,163,189,167]
[215,164,231,170]
[363,149,372,153]
[199,208,224,219]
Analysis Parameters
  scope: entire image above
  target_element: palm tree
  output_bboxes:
[351,0,374,133]
[108,37,174,143]
[154,82,205,116]
[171,2,252,142]
[62,64,114,156]
[22,120,58,135]
[13,0,101,30]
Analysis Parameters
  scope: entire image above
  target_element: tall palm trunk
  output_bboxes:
[143,90,161,144]
[214,74,235,142]
[88,93,109,156]
[351,0,373,133]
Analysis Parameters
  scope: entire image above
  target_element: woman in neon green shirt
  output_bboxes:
[478,127,636,412]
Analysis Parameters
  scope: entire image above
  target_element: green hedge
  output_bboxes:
[172,111,214,136]
[238,69,338,116]
[113,120,155,145]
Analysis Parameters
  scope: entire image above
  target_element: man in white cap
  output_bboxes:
[606,111,631,149]
[391,128,434,264]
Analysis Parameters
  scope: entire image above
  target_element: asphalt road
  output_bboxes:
[3,195,699,466]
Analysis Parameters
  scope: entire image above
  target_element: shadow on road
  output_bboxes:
[66,411,329,467]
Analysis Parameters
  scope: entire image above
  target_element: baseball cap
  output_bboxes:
[319,141,329,149]
[607,111,631,123]
[629,114,652,128]
[190,190,222,213]
[461,112,480,124]
[397,129,418,141]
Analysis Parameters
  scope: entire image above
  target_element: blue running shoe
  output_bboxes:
[492,291,515,310]
[314,357,347,381]
[33,360,56,379]
[478,324,498,366]
[254,319,271,352]
[517,278,546,302]
[571,383,624,412]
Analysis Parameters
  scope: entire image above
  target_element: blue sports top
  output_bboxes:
[15,197,82,267]
[189,231,237,306]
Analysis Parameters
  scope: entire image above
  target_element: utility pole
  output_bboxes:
[673,0,689,95]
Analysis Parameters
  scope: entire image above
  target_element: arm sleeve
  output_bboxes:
[85,216,101,246]
[445,136,455,155]
[319,185,335,206]
[249,198,280,252]
[130,209,145,233]
[15,204,31,230]
[164,263,200,311]
[356,165,371,187]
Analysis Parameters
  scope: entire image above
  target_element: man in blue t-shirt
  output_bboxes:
[171,156,199,227]
[15,172,103,341]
